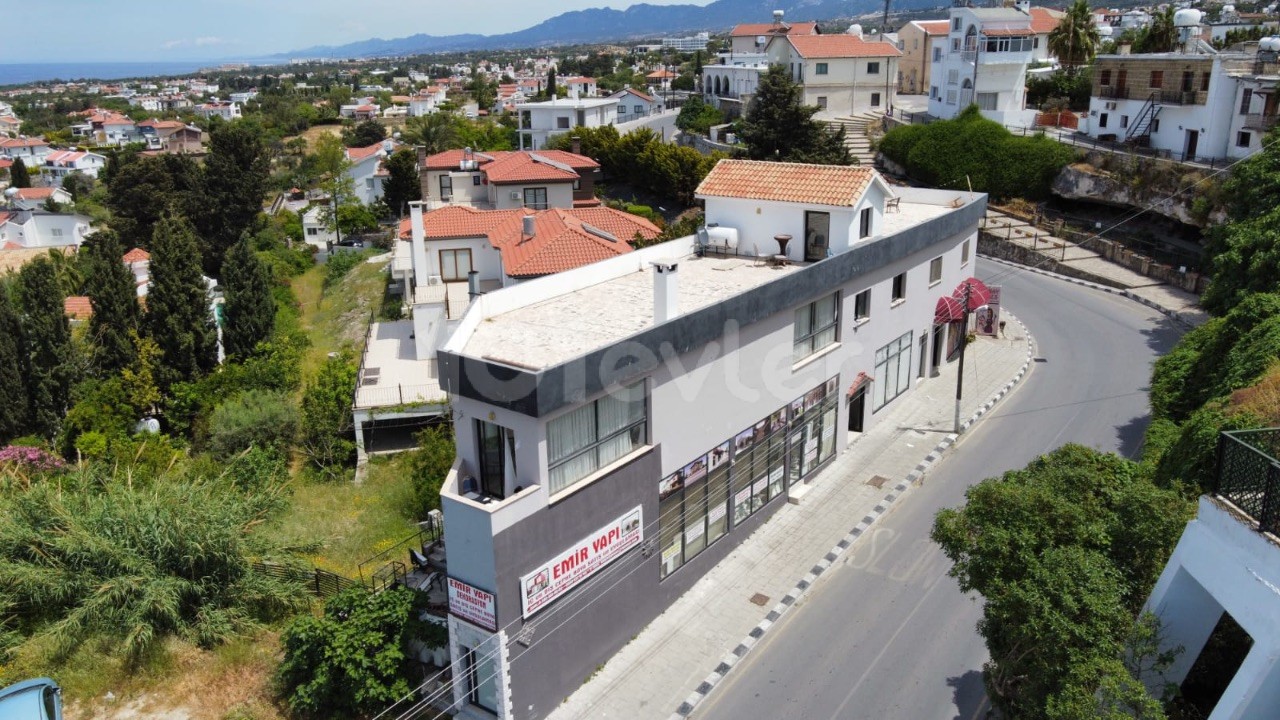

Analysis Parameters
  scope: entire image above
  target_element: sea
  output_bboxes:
[0,61,248,86]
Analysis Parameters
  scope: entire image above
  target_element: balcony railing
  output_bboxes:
[1243,112,1280,131]
[1159,89,1200,105]
[1216,428,1280,537]
[1099,85,1130,99]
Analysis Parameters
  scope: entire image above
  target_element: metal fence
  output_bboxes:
[357,517,445,589]
[1216,429,1280,537]
[253,561,358,598]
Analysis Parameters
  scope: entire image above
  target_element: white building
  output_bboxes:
[432,159,982,719]
[560,76,598,98]
[0,208,92,249]
[0,137,52,165]
[662,31,711,52]
[768,31,903,115]
[420,148,602,210]
[43,150,106,185]
[300,205,337,251]
[702,52,771,114]
[928,3,1039,125]
[193,101,242,120]
[516,95,619,150]
[409,86,449,117]
[610,87,663,123]
[728,14,819,55]
[7,187,73,210]
[346,140,393,206]
[1141,429,1280,719]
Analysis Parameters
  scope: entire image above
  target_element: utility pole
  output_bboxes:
[953,281,971,433]
[882,0,892,32]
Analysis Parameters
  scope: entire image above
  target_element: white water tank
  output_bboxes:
[706,226,739,251]
[1261,36,1280,52]
[1173,8,1203,27]
[848,23,864,37]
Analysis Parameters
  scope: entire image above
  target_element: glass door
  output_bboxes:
[804,211,830,262]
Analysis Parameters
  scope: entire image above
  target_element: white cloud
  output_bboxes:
[161,39,186,50]
[194,36,225,47]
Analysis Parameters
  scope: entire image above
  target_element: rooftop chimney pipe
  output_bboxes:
[654,262,679,324]
[409,201,430,288]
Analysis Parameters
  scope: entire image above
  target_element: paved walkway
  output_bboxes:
[547,315,1037,720]
[983,209,1209,327]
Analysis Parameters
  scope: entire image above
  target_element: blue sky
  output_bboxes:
[2,0,707,63]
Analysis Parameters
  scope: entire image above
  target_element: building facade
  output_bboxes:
[516,96,619,150]
[899,20,950,95]
[768,33,903,115]
[928,5,1038,125]
[433,160,983,719]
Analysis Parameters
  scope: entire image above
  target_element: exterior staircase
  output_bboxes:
[824,112,882,166]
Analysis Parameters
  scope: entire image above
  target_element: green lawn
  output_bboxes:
[292,255,389,380]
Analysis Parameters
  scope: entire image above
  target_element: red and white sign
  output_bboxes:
[448,577,497,631]
[520,506,644,618]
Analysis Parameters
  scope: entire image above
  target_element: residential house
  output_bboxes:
[420,148,601,210]
[136,119,204,154]
[7,187,74,210]
[767,31,903,114]
[347,140,394,205]
[561,76,598,97]
[68,110,138,146]
[927,3,1039,125]
[409,85,449,116]
[340,102,380,120]
[0,137,52,165]
[728,12,819,54]
[1083,46,1269,161]
[193,101,242,120]
[1139,429,1280,719]
[123,247,150,296]
[229,90,258,104]
[0,208,92,249]
[43,150,106,185]
[516,96,619,150]
[1028,7,1065,63]
[300,205,336,251]
[898,20,951,95]
[703,51,772,115]
[0,115,21,138]
[611,87,663,122]
[431,159,981,719]
[645,68,678,91]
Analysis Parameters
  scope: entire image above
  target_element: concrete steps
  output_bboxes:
[824,112,883,166]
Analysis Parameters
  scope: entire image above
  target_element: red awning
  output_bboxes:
[951,277,992,308]
[846,372,873,398]
[935,295,966,324]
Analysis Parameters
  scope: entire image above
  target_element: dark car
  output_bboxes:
[0,678,62,720]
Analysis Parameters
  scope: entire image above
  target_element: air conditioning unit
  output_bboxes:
[510,191,522,200]
[427,275,442,286]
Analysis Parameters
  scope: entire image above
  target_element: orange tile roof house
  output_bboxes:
[767,32,903,115]
[420,148,602,210]
[729,13,820,54]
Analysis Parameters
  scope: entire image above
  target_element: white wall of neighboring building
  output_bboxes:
[928,6,1037,126]
[516,98,619,150]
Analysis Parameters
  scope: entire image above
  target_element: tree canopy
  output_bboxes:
[9,157,31,188]
[145,215,217,391]
[342,119,387,148]
[84,230,141,375]
[199,120,271,277]
[17,257,76,440]
[739,65,851,165]
[221,238,276,359]
[1048,0,1101,72]
[381,148,423,217]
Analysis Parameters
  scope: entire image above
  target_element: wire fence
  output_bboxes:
[253,561,358,598]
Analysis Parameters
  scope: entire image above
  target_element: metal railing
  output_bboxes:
[1159,89,1200,106]
[1099,85,1130,99]
[356,516,445,589]
[1216,429,1280,538]
[253,561,358,598]
[1243,112,1280,132]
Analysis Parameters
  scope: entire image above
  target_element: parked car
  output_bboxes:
[0,678,62,720]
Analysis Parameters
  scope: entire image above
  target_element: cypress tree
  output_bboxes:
[0,285,29,443]
[18,257,75,439]
[146,214,217,389]
[547,68,557,98]
[10,157,31,188]
[221,237,275,359]
[84,230,141,375]
[200,121,269,277]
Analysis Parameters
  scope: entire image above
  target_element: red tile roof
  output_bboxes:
[122,247,150,263]
[137,118,186,129]
[730,21,819,37]
[45,150,90,166]
[399,206,658,278]
[614,87,656,102]
[14,187,55,200]
[421,149,598,184]
[915,20,952,35]
[0,137,49,148]
[696,159,878,207]
[346,143,385,162]
[0,158,12,169]
[64,296,93,319]
[646,69,678,79]
[1029,7,1065,34]
[786,35,903,58]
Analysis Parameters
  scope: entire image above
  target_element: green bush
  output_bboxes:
[1154,405,1265,494]
[300,353,357,479]
[874,123,927,165]
[409,423,455,519]
[207,390,299,460]
[323,250,367,289]
[276,585,424,719]
[1222,314,1280,391]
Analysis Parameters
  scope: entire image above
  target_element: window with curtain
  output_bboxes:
[547,381,646,494]
[793,292,839,362]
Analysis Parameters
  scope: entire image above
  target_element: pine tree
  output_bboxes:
[547,68,557,98]
[146,214,217,389]
[221,238,275,359]
[10,157,31,188]
[84,230,141,375]
[18,257,75,439]
[0,285,29,443]
[200,120,270,277]
[739,65,852,166]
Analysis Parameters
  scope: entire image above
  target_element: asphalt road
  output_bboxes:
[694,259,1186,720]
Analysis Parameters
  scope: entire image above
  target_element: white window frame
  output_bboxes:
[793,292,840,362]
[929,256,943,285]
[547,381,647,495]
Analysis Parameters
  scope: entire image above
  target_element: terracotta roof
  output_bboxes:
[346,143,385,162]
[45,150,90,166]
[613,87,656,102]
[0,158,12,168]
[0,211,12,224]
[730,21,819,37]
[914,20,952,35]
[562,76,596,84]
[646,69,678,79]
[122,247,150,263]
[1029,7,1065,34]
[14,187,55,200]
[399,205,658,278]
[983,26,1036,37]
[0,137,49,148]
[64,296,93,319]
[421,149,598,182]
[696,159,878,207]
[137,118,186,129]
[786,35,903,58]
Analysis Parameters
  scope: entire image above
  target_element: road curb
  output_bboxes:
[978,253,1200,330]
[669,314,1036,720]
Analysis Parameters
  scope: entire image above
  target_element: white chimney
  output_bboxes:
[1013,0,1030,14]
[654,262,678,324]
[409,201,429,287]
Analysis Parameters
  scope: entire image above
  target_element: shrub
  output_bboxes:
[300,353,357,479]
[323,250,366,289]
[1154,405,1265,495]
[207,389,299,460]
[409,423,455,519]
[276,585,425,719]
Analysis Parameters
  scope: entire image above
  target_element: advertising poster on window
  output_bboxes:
[733,426,755,454]
[682,455,707,486]
[521,506,644,618]
[659,472,682,500]
[448,577,497,632]
[708,441,730,471]
[976,286,1002,336]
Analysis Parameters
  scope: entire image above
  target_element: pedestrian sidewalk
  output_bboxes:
[547,316,1037,720]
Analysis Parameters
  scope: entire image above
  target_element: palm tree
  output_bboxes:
[1048,0,1101,75]
[401,112,462,154]
[1136,7,1179,54]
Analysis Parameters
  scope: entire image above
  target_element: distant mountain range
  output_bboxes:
[279,0,946,59]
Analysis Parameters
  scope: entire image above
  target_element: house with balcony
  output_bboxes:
[899,20,951,95]
[928,2,1039,125]
[767,31,903,115]
[409,85,449,117]
[515,95,619,150]
[702,51,772,114]
[1083,48,1269,161]
[0,137,51,165]
[7,187,73,210]
[136,119,204,154]
[0,208,92,249]
[431,159,981,719]
[611,87,663,123]
[1140,429,1280,719]
[346,140,395,206]
[419,148,601,210]
[193,101,242,121]
[43,150,106,185]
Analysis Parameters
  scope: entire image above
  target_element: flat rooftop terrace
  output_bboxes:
[355,320,447,410]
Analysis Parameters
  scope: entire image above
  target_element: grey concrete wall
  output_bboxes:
[438,196,986,419]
